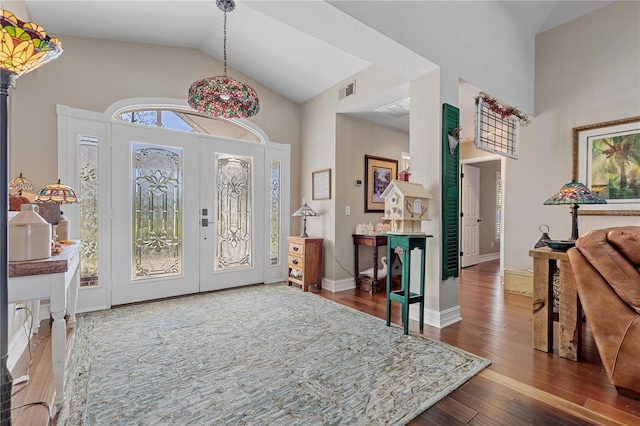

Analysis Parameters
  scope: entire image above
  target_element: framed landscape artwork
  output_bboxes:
[364,155,398,212]
[572,115,640,216]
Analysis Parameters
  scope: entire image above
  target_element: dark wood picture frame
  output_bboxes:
[364,155,397,212]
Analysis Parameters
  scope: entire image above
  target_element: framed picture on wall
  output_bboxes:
[572,115,640,216]
[312,169,331,200]
[364,155,398,212]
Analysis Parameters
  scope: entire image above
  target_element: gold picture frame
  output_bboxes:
[572,116,640,216]
[364,155,398,212]
[312,169,331,200]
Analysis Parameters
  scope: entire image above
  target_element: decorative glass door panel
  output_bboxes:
[132,143,183,279]
[79,135,100,287]
[269,159,281,265]
[111,124,199,305]
[216,154,252,270]
[200,139,265,291]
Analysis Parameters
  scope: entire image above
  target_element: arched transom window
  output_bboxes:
[115,108,262,143]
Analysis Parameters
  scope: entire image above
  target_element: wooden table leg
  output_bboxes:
[50,277,67,409]
[371,245,379,295]
[558,259,582,361]
[532,257,553,353]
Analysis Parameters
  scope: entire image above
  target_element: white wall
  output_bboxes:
[504,1,640,270]
[332,1,535,114]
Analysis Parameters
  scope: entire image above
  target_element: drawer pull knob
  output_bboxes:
[293,246,299,251]
[292,259,299,265]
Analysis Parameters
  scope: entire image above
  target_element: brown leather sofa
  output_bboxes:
[567,226,640,399]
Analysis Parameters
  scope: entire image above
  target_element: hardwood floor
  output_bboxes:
[9,259,640,425]
[316,260,640,425]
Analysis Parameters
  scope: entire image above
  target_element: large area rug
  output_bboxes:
[58,283,490,425]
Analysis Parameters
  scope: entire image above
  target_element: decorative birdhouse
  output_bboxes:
[380,180,433,234]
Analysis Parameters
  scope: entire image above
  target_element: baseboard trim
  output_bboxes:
[411,304,462,329]
[479,252,499,262]
[321,277,356,293]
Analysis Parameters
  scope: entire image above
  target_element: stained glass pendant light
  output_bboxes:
[188,0,259,118]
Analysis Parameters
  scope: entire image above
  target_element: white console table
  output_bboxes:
[8,241,80,409]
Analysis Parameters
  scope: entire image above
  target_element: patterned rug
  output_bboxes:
[58,283,490,425]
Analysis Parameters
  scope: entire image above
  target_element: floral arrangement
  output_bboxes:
[477,92,531,126]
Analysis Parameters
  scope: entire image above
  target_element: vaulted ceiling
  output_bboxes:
[23,0,615,131]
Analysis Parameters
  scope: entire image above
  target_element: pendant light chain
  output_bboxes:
[188,0,259,118]
[223,10,227,77]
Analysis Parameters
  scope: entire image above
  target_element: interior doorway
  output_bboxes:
[460,155,503,268]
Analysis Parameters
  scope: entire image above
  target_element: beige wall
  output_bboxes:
[299,85,337,279]
[8,36,301,196]
[335,114,409,280]
[504,1,640,270]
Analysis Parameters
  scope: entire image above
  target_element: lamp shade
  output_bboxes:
[8,172,33,194]
[543,180,606,240]
[292,202,318,238]
[292,203,318,217]
[188,76,259,119]
[35,179,79,203]
[543,181,607,205]
[0,9,63,76]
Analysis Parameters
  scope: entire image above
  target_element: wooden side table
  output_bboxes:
[529,247,582,361]
[287,236,323,291]
[352,234,388,294]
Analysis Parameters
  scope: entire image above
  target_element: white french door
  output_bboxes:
[199,138,265,291]
[59,103,289,311]
[111,124,202,304]
[111,124,268,305]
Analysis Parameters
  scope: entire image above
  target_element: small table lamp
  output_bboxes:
[543,180,606,240]
[8,172,33,196]
[35,179,80,240]
[292,202,318,238]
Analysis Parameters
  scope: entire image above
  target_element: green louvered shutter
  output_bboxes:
[441,103,460,280]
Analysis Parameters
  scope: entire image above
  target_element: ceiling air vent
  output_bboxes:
[339,81,356,99]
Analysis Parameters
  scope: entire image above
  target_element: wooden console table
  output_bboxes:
[8,241,81,409]
[353,234,388,294]
[529,247,582,361]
